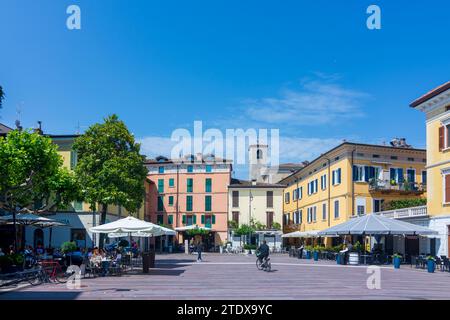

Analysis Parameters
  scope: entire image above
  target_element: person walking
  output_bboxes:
[196,241,203,262]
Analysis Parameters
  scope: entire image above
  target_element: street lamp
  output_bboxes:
[248,190,254,252]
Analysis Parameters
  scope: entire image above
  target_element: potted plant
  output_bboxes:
[304,245,313,259]
[426,256,436,273]
[393,253,402,269]
[313,246,320,261]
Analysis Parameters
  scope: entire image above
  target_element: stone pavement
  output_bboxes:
[1,253,450,300]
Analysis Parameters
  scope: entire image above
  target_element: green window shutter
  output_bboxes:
[187,178,193,192]
[201,215,205,224]
[169,178,174,187]
[168,215,173,225]
[193,215,197,224]
[205,196,212,211]
[212,215,216,224]
[205,178,212,192]
[168,196,174,206]
[182,215,186,224]
[186,196,193,211]
[158,179,164,193]
[157,196,164,211]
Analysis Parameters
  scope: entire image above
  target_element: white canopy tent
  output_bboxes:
[90,216,164,234]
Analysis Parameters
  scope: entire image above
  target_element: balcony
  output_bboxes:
[377,205,428,219]
[368,179,426,194]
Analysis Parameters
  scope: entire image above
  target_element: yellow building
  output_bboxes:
[410,81,450,256]
[280,142,427,247]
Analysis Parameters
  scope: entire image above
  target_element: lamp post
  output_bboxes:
[248,190,253,253]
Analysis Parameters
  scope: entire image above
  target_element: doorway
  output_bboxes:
[405,236,420,256]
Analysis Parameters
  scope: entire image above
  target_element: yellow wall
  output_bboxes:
[282,143,426,237]
[425,111,450,216]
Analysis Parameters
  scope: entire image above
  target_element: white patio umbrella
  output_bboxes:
[90,216,162,234]
[0,213,67,227]
[317,213,438,236]
[282,230,320,238]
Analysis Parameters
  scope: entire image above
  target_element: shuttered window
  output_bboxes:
[266,191,273,208]
[439,126,445,151]
[266,212,274,228]
[445,174,450,203]
[232,191,239,207]
[187,178,193,192]
[158,179,164,193]
[205,178,212,192]
[186,196,193,211]
[205,195,212,211]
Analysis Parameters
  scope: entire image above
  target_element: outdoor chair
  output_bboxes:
[435,256,444,271]
[443,258,450,272]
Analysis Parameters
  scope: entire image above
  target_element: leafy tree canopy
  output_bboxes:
[0,85,4,108]
[0,130,80,213]
[73,114,147,214]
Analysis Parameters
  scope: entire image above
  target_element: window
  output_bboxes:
[307,207,316,223]
[205,178,212,192]
[308,180,318,195]
[293,211,300,224]
[408,157,415,162]
[183,214,196,226]
[372,154,380,158]
[390,168,404,184]
[158,179,164,193]
[322,203,327,220]
[321,174,327,190]
[356,197,365,216]
[332,168,342,185]
[422,171,427,185]
[73,201,83,211]
[158,166,164,174]
[298,187,302,200]
[232,191,239,207]
[169,178,175,188]
[266,212,274,228]
[299,210,302,224]
[292,189,297,201]
[168,196,174,206]
[70,151,78,170]
[406,169,416,183]
[334,200,340,218]
[266,191,273,208]
[353,165,378,182]
[187,178,193,192]
[232,211,239,224]
[157,215,164,224]
[391,156,398,160]
[157,196,164,211]
[205,165,212,173]
[444,173,450,204]
[257,149,263,160]
[283,214,289,226]
[187,165,193,173]
[285,192,290,203]
[205,195,212,211]
[168,215,173,225]
[373,199,384,213]
[186,196,193,211]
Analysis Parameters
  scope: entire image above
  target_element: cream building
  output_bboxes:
[228,178,285,248]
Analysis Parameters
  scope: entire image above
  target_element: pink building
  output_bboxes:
[145,154,232,250]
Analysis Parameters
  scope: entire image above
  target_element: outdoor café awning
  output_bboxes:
[317,213,438,236]
[282,230,320,238]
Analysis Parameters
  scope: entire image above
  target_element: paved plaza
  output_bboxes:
[1,253,450,300]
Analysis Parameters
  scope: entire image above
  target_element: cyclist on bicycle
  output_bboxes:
[256,240,270,264]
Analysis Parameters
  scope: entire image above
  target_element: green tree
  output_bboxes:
[0,130,80,249]
[73,114,148,247]
[0,85,4,108]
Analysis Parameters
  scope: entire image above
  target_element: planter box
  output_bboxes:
[427,260,436,273]
[348,252,359,265]
[393,257,401,269]
[313,251,319,261]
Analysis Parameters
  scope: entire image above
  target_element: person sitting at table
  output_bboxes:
[35,243,45,255]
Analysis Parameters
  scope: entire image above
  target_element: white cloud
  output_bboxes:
[279,136,343,163]
[241,79,367,126]
[138,136,176,159]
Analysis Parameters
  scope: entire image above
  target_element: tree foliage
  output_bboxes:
[0,85,4,108]
[73,114,148,246]
[0,130,80,213]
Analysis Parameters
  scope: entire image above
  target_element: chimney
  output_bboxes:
[196,153,203,162]
[251,179,257,186]
[34,121,43,135]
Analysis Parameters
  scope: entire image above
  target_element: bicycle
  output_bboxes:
[256,256,271,272]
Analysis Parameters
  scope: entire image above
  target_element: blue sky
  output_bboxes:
[1,0,449,178]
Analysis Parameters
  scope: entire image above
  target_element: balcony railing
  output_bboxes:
[368,179,426,193]
[377,205,427,219]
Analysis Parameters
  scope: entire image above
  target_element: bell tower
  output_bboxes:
[248,143,268,182]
